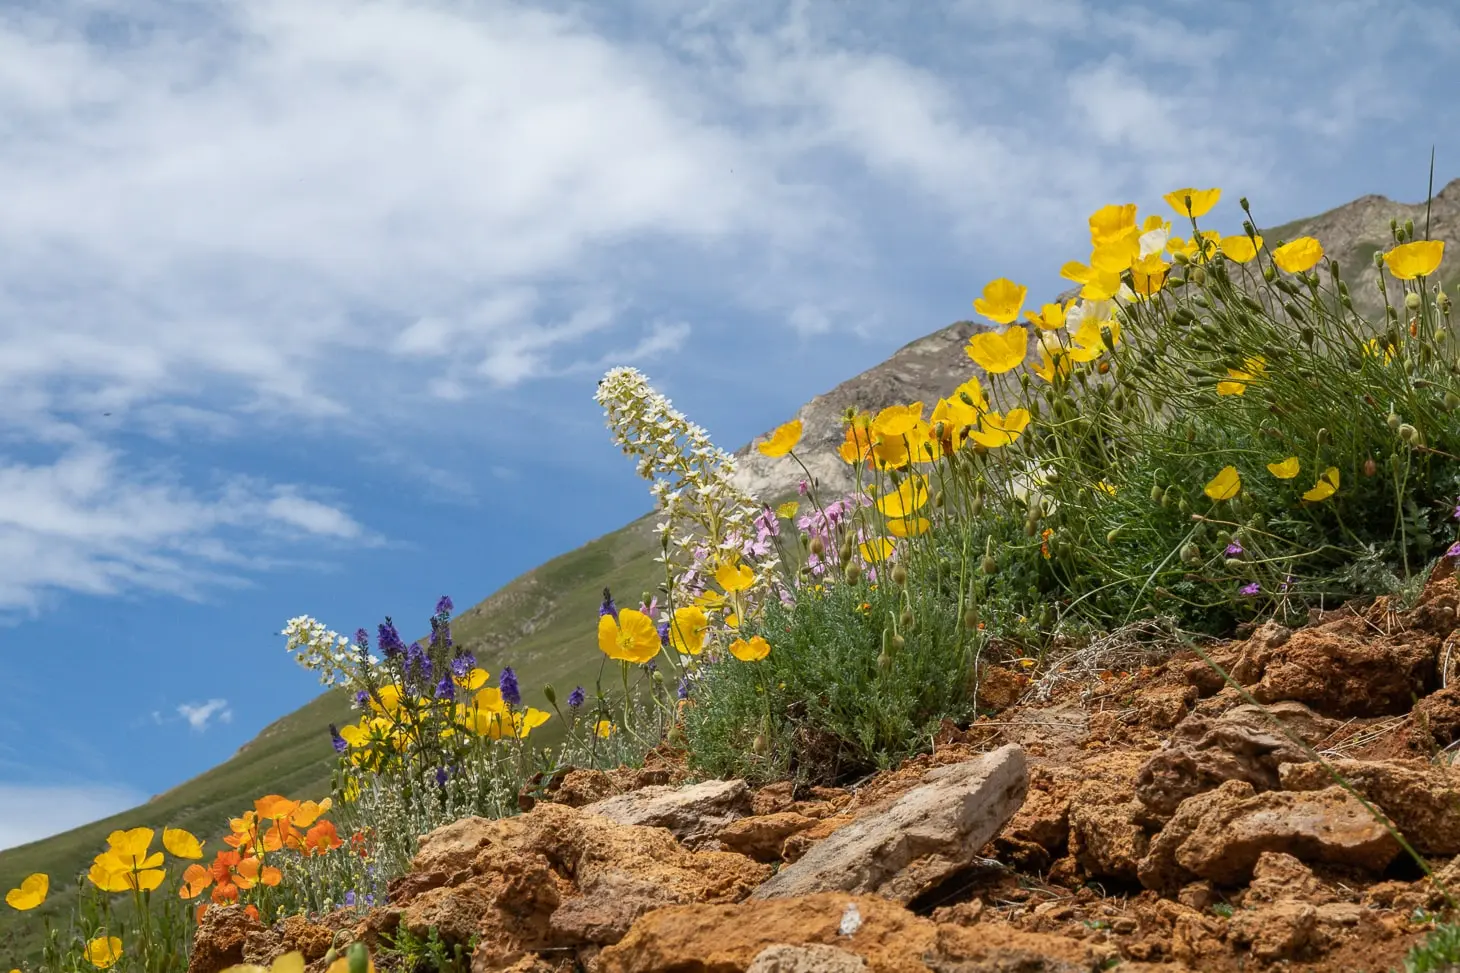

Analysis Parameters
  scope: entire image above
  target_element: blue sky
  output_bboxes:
[3,0,1459,849]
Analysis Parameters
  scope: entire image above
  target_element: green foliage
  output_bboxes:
[1400,921,1460,973]
[683,573,978,785]
[379,924,477,973]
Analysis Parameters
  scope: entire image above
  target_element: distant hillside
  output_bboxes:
[5,178,1457,960]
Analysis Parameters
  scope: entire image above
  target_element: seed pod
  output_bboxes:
[1284,301,1306,321]
[1299,327,1315,345]
[1263,265,1276,283]
[1224,558,1244,571]
[891,634,905,651]
[981,554,998,575]
[1178,499,1192,516]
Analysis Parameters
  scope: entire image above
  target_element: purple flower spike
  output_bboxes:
[329,724,348,754]
[567,686,585,709]
[500,666,521,706]
[1447,541,1460,559]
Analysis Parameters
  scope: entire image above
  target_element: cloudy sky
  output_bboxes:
[2,0,1458,849]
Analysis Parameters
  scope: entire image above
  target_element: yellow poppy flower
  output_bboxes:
[218,952,306,973]
[965,326,1028,374]
[1094,481,1117,496]
[728,635,772,662]
[859,537,895,563]
[1302,467,1340,502]
[930,398,976,451]
[594,720,615,739]
[368,685,402,715]
[952,376,989,412]
[1362,337,1395,364]
[1087,203,1137,246]
[1383,240,1445,280]
[1271,237,1324,274]
[85,936,123,970]
[1219,234,1262,263]
[1163,187,1221,219]
[596,608,661,664]
[1068,315,1120,362]
[454,666,491,690]
[872,402,923,438]
[1130,254,1170,296]
[1031,349,1071,384]
[757,419,803,458]
[968,409,1031,448]
[4,873,47,911]
[668,605,709,656]
[1024,302,1067,331]
[972,278,1027,324]
[776,501,799,519]
[292,799,332,828]
[1216,356,1266,396]
[163,828,204,860]
[886,517,930,538]
[715,561,756,593]
[875,474,928,518]
[1204,466,1241,501]
[1267,457,1300,479]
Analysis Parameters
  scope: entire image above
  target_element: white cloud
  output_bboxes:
[0,444,367,617]
[177,698,234,732]
[0,784,149,852]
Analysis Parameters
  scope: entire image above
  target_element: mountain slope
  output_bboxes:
[4,178,1457,957]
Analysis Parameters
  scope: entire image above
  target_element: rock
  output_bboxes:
[974,665,1024,712]
[751,745,1028,903]
[1248,627,1439,717]
[1064,752,1152,882]
[1410,687,1460,751]
[754,782,797,816]
[1279,758,1460,855]
[186,905,264,973]
[364,802,769,970]
[1228,900,1318,963]
[991,768,1072,872]
[718,812,820,862]
[551,769,623,807]
[746,944,868,973]
[1132,684,1198,730]
[1138,780,1401,890]
[583,778,752,848]
[1243,852,1335,905]
[1134,701,1340,817]
[597,894,935,973]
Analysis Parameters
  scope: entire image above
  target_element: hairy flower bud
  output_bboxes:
[809,535,825,557]
[1181,542,1201,564]
[1363,457,1378,477]
[891,563,908,586]
[1406,292,1423,312]
[1387,412,1402,431]
[844,561,862,584]
[981,555,998,575]
[1399,423,1419,443]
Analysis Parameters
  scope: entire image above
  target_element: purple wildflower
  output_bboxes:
[344,891,357,907]
[354,628,370,652]
[1279,575,1295,592]
[657,620,671,646]
[1239,582,1261,596]
[450,651,476,678]
[354,689,370,708]
[499,666,521,706]
[567,686,585,709]
[436,595,454,616]
[599,587,619,621]
[435,766,448,787]
[677,677,690,700]
[1447,541,1460,558]
[377,619,406,658]
[404,641,432,685]
[434,674,455,701]
[366,893,376,907]
[328,724,348,754]
[1225,541,1244,557]
[798,479,809,496]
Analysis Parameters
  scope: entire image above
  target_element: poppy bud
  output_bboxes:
[844,562,862,584]
[892,634,905,651]
[964,609,980,630]
[891,563,908,586]
[877,650,891,670]
[348,943,370,973]
[1406,292,1423,312]
[1181,542,1201,564]
[543,684,557,706]
[839,539,853,563]
[982,555,998,575]
[1400,423,1419,443]
[652,670,665,685]
[1178,499,1192,516]
[1190,266,1206,285]
[1224,558,1244,571]
[1405,218,1415,238]
[1023,520,1038,537]
[1098,360,1111,375]
[809,536,825,557]
[324,948,338,967]
[1440,292,1453,315]
[1300,327,1315,345]
[1387,412,1402,431]
[970,496,983,516]
[900,608,915,629]
[1151,485,1165,503]
[1390,217,1400,235]
[1106,528,1122,544]
[1363,457,1378,477]
[752,733,768,753]
[1172,250,1190,265]
[934,490,946,508]
[1263,265,1276,283]
[1448,391,1460,412]
[1437,328,1449,343]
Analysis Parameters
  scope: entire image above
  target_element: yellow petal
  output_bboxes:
[163,828,204,860]
[872,403,923,438]
[1163,187,1221,219]
[1267,457,1300,479]
[972,277,1027,325]
[859,537,896,563]
[1219,235,1261,263]
[1383,240,1445,280]
[776,501,799,519]
[1204,466,1241,501]
[455,666,490,690]
[1271,236,1325,274]
[728,635,771,662]
[715,561,756,593]
[875,474,929,519]
[85,936,123,970]
[1087,203,1138,246]
[886,517,930,538]
[4,873,48,911]
[1302,467,1340,502]
[756,419,803,458]
[965,326,1028,375]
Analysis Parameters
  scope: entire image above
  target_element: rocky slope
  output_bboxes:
[191,559,1460,973]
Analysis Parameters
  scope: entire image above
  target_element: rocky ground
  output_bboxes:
[189,562,1460,973]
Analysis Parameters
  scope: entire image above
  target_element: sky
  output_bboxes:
[2,0,1459,850]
